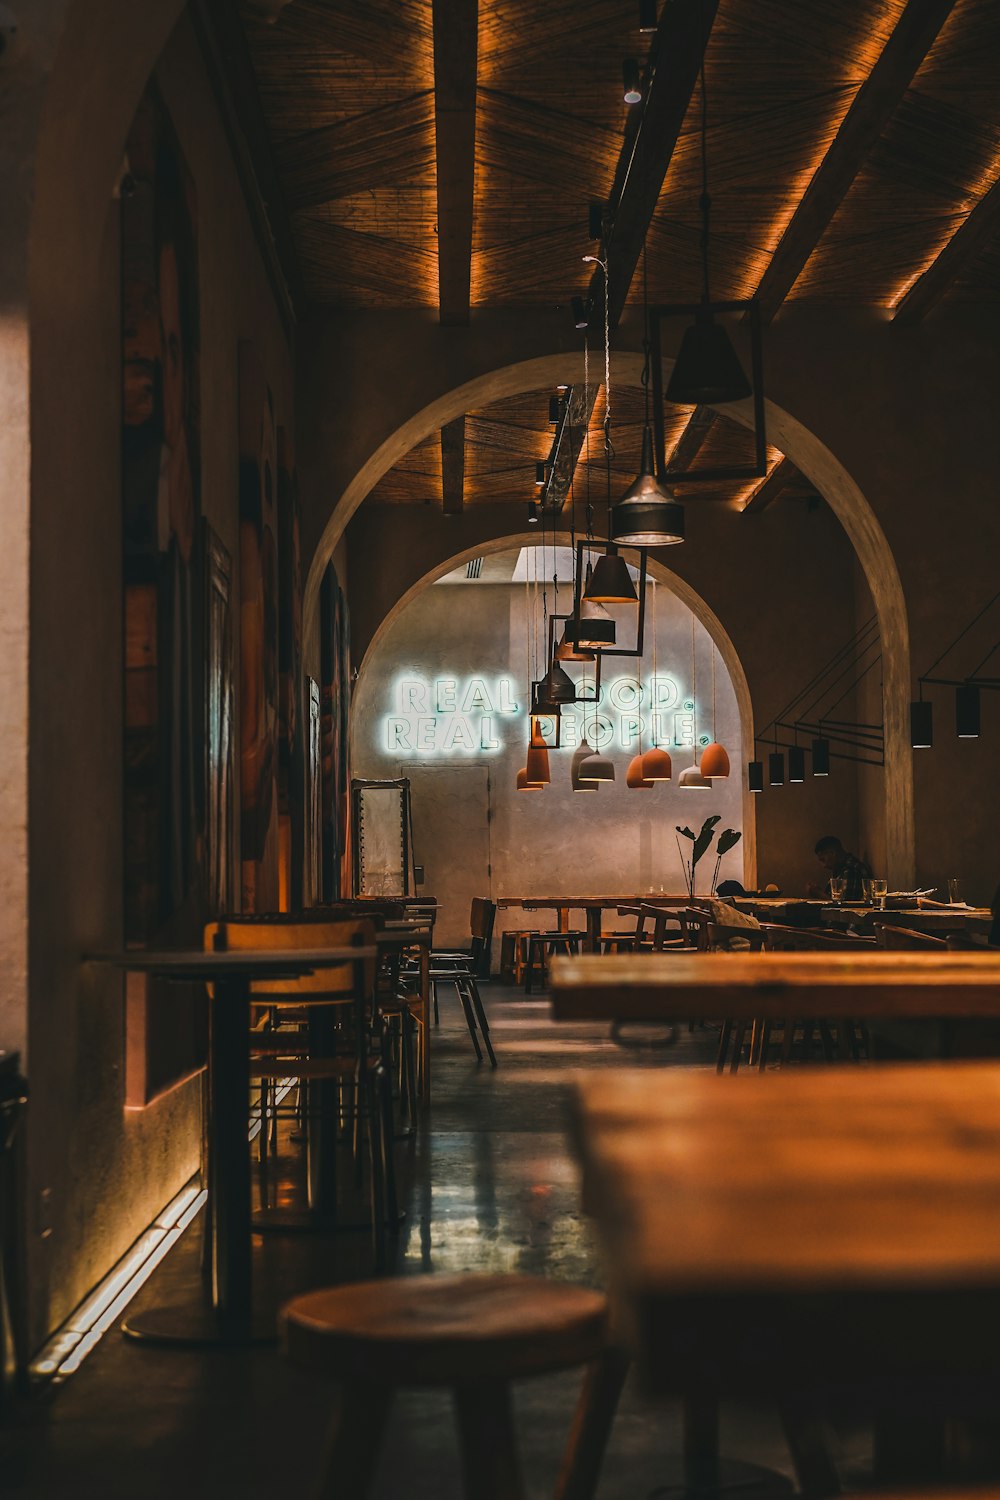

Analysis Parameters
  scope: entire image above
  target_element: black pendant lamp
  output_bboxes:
[539,659,576,705]
[583,551,637,604]
[769,751,785,786]
[910,700,933,749]
[812,737,830,776]
[748,760,764,793]
[665,48,751,408]
[788,744,805,783]
[610,427,686,547]
[956,682,980,738]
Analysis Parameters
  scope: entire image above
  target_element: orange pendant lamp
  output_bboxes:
[517,767,543,791]
[641,746,672,781]
[626,754,654,788]
[699,644,730,779]
[525,720,551,785]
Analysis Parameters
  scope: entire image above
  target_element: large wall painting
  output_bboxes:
[277,427,304,910]
[320,565,352,901]
[239,341,280,913]
[121,82,207,1102]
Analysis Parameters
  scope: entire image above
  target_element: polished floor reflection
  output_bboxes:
[1,989,847,1497]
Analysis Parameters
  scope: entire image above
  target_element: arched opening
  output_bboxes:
[351,536,756,943]
[310,353,912,887]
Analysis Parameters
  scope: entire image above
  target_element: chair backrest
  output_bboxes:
[877,923,948,950]
[707,922,765,952]
[677,907,712,951]
[761,924,875,951]
[469,898,497,974]
[204,916,376,999]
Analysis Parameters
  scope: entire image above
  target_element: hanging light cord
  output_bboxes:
[651,577,658,749]
[698,43,711,306]
[711,642,717,741]
[691,613,699,764]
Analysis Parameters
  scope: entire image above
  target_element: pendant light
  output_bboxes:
[748,759,764,793]
[555,624,594,663]
[576,595,616,649]
[769,751,785,786]
[956,682,980,738]
[680,614,710,787]
[665,50,751,407]
[910,700,932,749]
[579,746,615,782]
[525,721,550,785]
[641,583,671,781]
[626,755,654,788]
[788,744,805,782]
[699,645,730,778]
[583,551,638,605]
[610,137,686,548]
[812,737,830,776]
[517,768,543,791]
[539,659,576,704]
[570,738,598,792]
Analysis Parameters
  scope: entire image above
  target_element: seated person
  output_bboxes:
[806,835,871,900]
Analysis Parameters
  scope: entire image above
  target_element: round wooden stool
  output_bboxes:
[282,1272,626,1500]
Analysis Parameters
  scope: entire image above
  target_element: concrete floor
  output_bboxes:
[1,989,862,1498]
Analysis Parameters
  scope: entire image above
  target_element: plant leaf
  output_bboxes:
[675,826,695,841]
[717,828,742,856]
[691,815,722,866]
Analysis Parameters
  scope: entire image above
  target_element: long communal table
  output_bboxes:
[549,950,1000,1022]
[497,894,692,953]
[570,1061,1000,1489]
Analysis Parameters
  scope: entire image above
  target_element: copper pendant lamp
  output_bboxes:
[539,659,576,704]
[525,723,550,785]
[517,768,543,791]
[610,427,686,547]
[641,746,672,781]
[626,754,654,789]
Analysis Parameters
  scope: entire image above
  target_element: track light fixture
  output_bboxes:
[622,58,642,105]
[535,461,547,487]
[527,500,539,525]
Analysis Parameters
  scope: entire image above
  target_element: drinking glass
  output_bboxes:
[829,876,847,904]
[860,877,873,904]
[871,878,888,910]
[947,877,962,905]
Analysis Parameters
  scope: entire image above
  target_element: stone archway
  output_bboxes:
[309,352,913,885]
[352,532,759,889]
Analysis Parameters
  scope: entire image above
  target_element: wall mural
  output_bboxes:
[121,82,207,1102]
[277,427,304,910]
[320,565,352,901]
[239,341,280,913]
[122,81,205,945]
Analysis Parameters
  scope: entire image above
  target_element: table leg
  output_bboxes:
[586,908,602,954]
[646,1392,795,1499]
[307,1005,338,1215]
[124,976,272,1345]
[420,943,431,1100]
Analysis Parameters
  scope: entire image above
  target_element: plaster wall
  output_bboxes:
[351,575,745,947]
[24,11,294,1345]
[348,498,869,897]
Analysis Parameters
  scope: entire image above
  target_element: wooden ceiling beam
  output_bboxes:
[597,0,720,330]
[665,407,716,474]
[753,0,958,325]
[741,457,793,516]
[893,172,1000,323]
[441,417,466,514]
[190,0,305,322]
[433,0,478,326]
[544,1,718,511]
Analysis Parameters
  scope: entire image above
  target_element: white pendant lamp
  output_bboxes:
[579,749,615,782]
[570,738,599,791]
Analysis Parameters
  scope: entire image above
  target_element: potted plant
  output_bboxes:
[675,817,742,898]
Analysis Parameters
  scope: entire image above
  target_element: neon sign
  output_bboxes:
[381,675,704,757]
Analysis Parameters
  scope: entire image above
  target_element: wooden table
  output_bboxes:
[571,1062,1000,1488]
[550,950,1000,1023]
[89,947,375,1346]
[498,895,692,953]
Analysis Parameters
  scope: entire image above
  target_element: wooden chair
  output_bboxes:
[405,899,497,1065]
[877,924,948,949]
[204,916,398,1264]
[524,912,588,993]
[282,1273,627,1500]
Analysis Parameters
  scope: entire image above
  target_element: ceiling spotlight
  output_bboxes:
[639,0,657,31]
[535,461,547,487]
[571,296,589,330]
[622,58,642,105]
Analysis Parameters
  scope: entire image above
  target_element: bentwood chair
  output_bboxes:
[204,915,398,1264]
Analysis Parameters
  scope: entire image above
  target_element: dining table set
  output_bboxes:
[546,898,1000,1491]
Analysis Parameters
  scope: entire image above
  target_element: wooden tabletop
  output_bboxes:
[571,1062,1000,1392]
[88,947,377,981]
[497,895,692,908]
[550,950,1000,1021]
